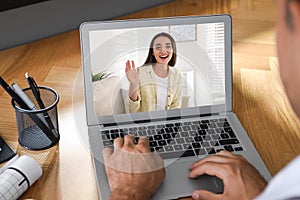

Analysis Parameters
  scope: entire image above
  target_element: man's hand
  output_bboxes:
[102,135,165,200]
[189,150,267,200]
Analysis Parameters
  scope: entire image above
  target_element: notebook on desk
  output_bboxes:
[79,14,272,200]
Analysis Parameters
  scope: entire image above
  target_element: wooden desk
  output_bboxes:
[1,0,300,199]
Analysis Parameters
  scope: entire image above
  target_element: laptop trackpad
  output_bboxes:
[155,160,224,199]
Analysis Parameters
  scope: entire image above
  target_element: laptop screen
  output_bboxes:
[80,15,232,126]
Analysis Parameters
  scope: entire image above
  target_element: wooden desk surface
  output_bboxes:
[1,0,300,199]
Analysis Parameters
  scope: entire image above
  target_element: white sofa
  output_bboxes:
[93,76,190,116]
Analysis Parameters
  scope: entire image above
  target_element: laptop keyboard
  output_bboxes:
[100,118,244,159]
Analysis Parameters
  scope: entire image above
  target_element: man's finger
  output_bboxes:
[189,161,227,181]
[114,137,124,148]
[137,136,150,153]
[216,150,236,157]
[102,148,113,163]
[124,134,135,148]
[189,151,235,170]
[191,190,221,200]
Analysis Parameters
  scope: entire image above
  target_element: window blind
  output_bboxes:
[206,22,226,104]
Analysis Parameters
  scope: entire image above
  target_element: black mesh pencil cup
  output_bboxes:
[12,86,60,150]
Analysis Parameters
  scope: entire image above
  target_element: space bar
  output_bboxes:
[159,150,195,159]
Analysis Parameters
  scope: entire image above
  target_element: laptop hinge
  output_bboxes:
[218,112,226,116]
[218,111,232,116]
[102,113,224,127]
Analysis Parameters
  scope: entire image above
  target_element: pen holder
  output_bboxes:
[11,86,60,150]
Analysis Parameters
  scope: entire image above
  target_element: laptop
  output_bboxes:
[79,14,272,200]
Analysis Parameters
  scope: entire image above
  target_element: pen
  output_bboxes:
[25,73,59,139]
[0,76,29,109]
[0,76,57,143]
[11,82,48,127]
[11,83,36,110]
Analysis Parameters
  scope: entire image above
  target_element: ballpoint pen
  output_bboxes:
[25,73,59,140]
[0,76,29,109]
[0,76,57,143]
[11,82,48,126]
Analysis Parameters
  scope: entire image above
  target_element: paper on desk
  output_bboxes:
[0,155,42,200]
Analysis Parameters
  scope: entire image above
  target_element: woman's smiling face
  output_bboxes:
[152,36,173,66]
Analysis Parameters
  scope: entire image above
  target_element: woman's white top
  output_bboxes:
[154,73,168,110]
[255,155,300,200]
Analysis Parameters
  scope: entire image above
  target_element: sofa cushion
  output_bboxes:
[93,76,125,116]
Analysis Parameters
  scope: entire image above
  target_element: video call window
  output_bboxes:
[89,22,225,117]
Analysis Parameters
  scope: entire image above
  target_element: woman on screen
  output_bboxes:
[125,32,184,113]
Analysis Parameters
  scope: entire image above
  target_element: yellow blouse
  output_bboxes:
[126,64,184,113]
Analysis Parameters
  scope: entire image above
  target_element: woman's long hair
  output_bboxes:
[144,32,177,67]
